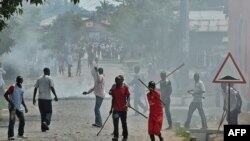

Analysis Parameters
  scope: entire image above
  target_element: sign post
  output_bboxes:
[212,52,246,131]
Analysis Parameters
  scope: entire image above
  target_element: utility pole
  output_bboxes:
[178,0,189,91]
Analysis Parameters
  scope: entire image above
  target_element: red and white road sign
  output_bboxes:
[212,52,246,83]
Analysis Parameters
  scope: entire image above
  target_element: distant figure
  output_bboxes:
[184,73,207,129]
[0,63,6,95]
[67,54,73,77]
[147,63,157,82]
[159,71,173,130]
[82,67,105,127]
[76,52,83,76]
[33,68,58,132]
[58,54,65,75]
[87,45,95,68]
[221,83,242,125]
[4,76,28,140]
[147,81,164,141]
[109,75,130,141]
[128,66,148,115]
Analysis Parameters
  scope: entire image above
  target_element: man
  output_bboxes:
[147,81,164,141]
[109,75,130,141]
[159,71,173,130]
[82,67,105,127]
[221,83,242,125]
[128,66,148,115]
[67,53,73,77]
[4,76,28,140]
[184,72,207,129]
[0,62,6,96]
[33,68,58,132]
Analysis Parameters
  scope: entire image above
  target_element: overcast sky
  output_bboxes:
[79,0,120,11]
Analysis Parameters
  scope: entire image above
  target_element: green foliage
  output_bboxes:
[0,0,80,32]
[0,19,16,56]
[0,98,7,121]
[109,0,179,63]
[175,127,191,141]
[40,12,84,53]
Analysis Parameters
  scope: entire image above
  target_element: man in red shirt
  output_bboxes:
[147,81,164,141]
[109,75,130,141]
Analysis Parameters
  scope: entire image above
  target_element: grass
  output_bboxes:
[0,98,7,121]
[175,127,191,141]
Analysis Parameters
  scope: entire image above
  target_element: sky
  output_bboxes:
[78,0,120,11]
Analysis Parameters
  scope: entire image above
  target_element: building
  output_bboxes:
[228,0,250,102]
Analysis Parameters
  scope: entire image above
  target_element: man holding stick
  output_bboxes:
[147,81,164,141]
[159,71,173,130]
[109,75,130,141]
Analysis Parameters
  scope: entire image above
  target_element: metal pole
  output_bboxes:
[156,63,185,85]
[138,79,166,106]
[128,106,148,119]
[228,83,231,124]
[97,113,112,136]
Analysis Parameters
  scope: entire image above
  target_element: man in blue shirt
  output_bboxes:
[4,76,28,140]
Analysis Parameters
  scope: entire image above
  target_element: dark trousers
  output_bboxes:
[227,109,239,125]
[164,98,172,127]
[38,99,52,130]
[112,111,128,138]
[8,109,25,137]
[184,102,207,128]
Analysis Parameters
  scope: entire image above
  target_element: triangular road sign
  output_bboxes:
[213,52,246,83]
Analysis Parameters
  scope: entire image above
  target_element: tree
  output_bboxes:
[109,0,179,67]
[0,0,80,32]
[40,11,84,54]
[95,1,116,22]
[0,19,15,56]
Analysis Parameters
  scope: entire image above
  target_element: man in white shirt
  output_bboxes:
[33,68,58,132]
[184,72,207,129]
[82,67,105,127]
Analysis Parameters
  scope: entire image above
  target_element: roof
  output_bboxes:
[189,11,228,32]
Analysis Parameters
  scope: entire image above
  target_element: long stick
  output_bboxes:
[97,113,111,136]
[138,79,166,106]
[156,63,185,85]
[128,106,148,119]
[216,110,227,137]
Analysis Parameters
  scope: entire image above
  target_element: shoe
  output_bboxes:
[112,137,118,141]
[92,123,101,128]
[17,135,28,139]
[160,137,164,141]
[122,137,128,141]
[200,127,207,130]
[42,122,49,130]
[8,137,15,140]
[41,130,46,132]
[165,126,172,130]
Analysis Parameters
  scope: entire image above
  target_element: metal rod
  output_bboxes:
[156,63,185,85]
[128,106,148,119]
[97,113,111,136]
[138,79,166,106]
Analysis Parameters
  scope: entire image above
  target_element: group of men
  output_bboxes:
[3,68,58,140]
[2,63,243,141]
